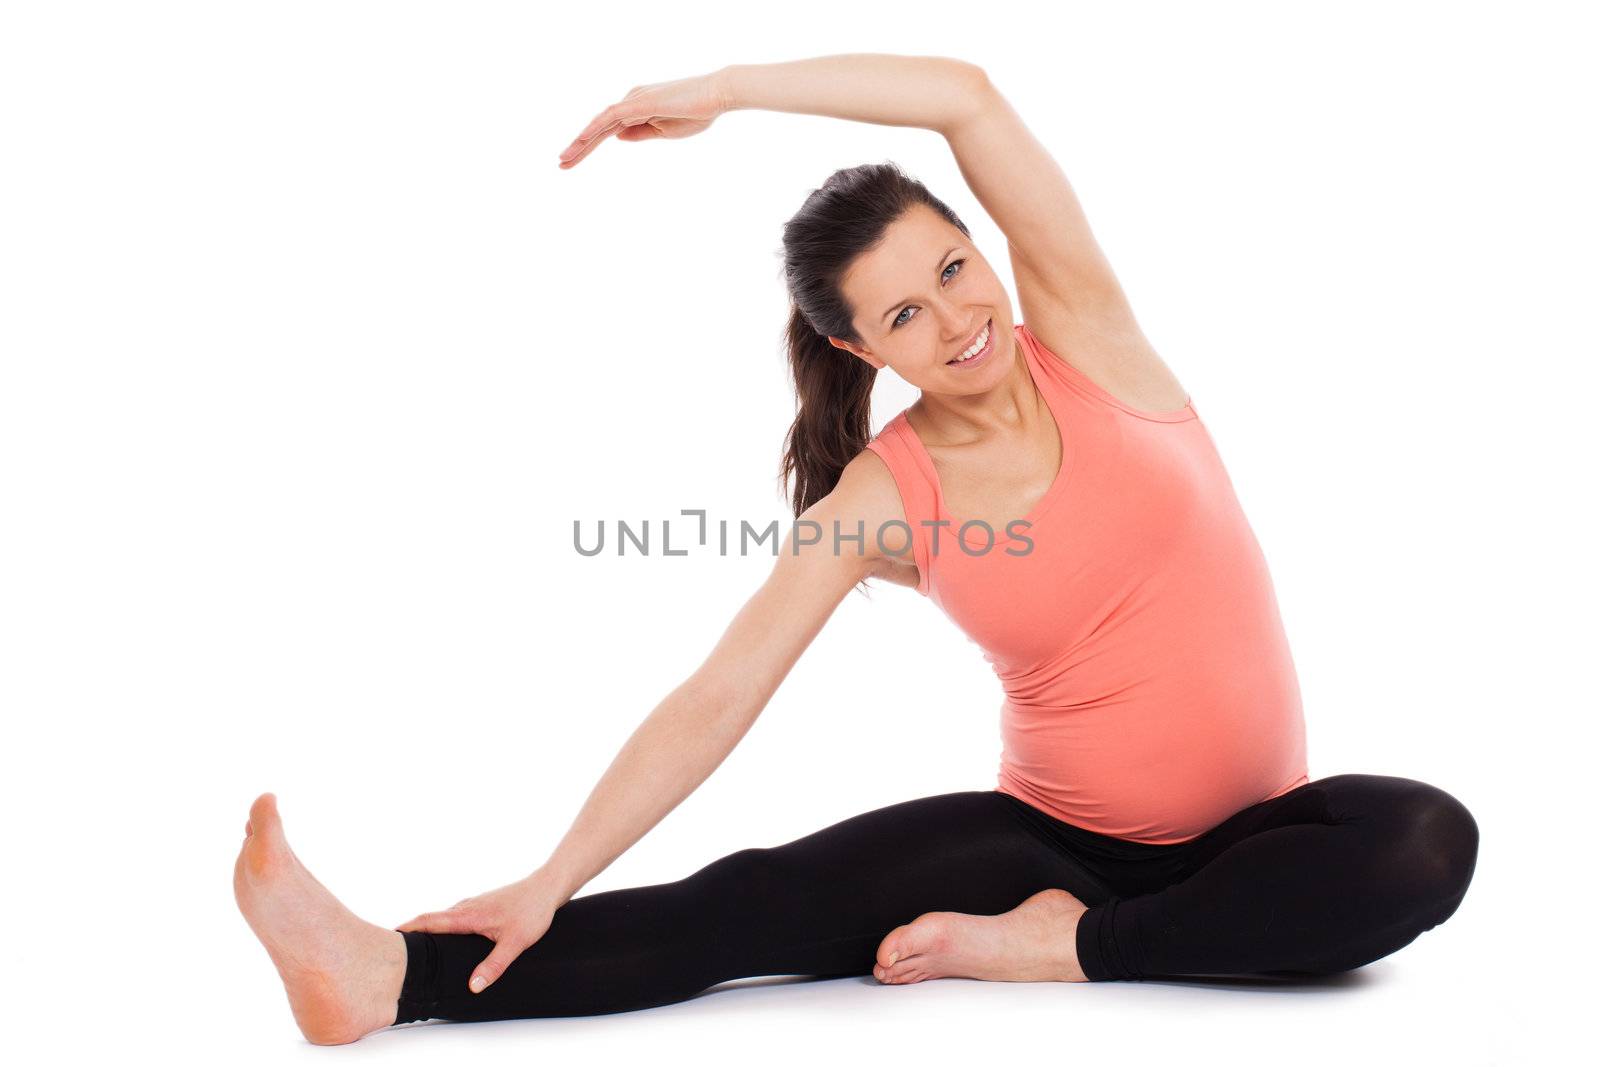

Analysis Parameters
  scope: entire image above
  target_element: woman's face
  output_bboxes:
[830,204,1013,394]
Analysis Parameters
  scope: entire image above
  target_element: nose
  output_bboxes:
[947,315,984,345]
[937,305,980,340]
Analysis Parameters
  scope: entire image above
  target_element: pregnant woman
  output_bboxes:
[233,54,1479,1044]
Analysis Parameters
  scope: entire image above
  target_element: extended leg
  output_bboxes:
[1074,773,1481,980]
[395,789,1104,1023]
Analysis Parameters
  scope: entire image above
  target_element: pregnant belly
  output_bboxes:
[996,677,1308,844]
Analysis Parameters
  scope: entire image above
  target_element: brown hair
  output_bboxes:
[776,161,972,518]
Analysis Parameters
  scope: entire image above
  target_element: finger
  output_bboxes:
[395,911,471,934]
[468,937,528,994]
[559,121,624,168]
[571,102,630,146]
[560,110,621,159]
[560,100,650,165]
[614,124,661,143]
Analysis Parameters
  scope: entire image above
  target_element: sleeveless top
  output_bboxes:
[864,322,1309,844]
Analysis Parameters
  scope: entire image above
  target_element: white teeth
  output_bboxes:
[952,321,990,362]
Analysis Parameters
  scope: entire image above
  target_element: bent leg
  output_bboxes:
[396,790,1104,1023]
[1075,774,1481,980]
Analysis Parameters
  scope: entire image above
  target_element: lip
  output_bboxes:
[946,317,995,370]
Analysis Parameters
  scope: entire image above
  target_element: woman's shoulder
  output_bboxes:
[1017,317,1193,419]
[832,447,924,586]
[835,442,914,544]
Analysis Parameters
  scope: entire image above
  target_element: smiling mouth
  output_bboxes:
[947,318,993,365]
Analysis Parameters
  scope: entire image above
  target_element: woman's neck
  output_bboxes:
[907,343,1044,448]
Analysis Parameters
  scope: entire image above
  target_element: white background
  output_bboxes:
[3,1,1594,1063]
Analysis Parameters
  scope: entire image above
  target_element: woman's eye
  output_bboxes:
[892,259,966,329]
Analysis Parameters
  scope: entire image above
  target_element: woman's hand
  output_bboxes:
[395,872,565,994]
[557,70,730,169]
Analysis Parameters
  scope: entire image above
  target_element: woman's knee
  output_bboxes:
[1397,783,1479,916]
[689,846,787,896]
[1347,776,1480,921]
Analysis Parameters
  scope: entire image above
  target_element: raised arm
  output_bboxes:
[938,69,1187,409]
[710,56,1128,313]
[563,53,1134,338]
[560,53,1124,327]
[715,54,1186,410]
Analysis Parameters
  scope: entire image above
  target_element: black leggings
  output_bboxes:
[393,773,1478,1024]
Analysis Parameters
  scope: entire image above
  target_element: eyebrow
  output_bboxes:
[880,246,962,324]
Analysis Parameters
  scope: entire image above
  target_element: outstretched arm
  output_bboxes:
[392,452,912,995]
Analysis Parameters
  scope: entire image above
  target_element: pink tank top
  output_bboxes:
[865,322,1308,844]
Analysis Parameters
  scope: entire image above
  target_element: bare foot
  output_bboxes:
[873,888,1090,985]
[233,793,408,1045]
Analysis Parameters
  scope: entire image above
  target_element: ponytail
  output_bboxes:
[778,305,877,518]
[775,160,971,592]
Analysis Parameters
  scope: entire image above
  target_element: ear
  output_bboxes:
[828,336,886,371]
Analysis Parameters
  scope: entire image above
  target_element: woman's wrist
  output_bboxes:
[714,64,742,113]
[526,863,577,908]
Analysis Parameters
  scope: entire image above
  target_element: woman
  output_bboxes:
[233,54,1479,1044]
